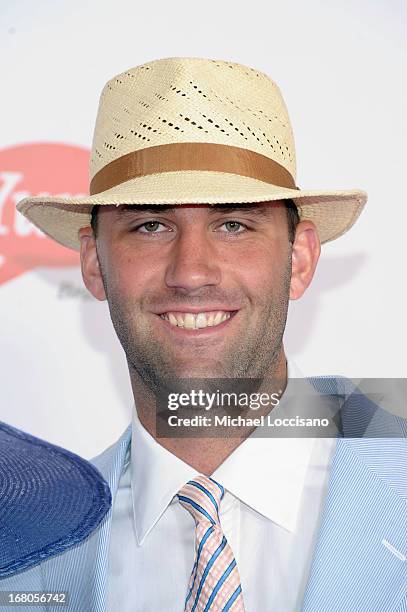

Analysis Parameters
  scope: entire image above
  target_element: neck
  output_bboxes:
[129,351,287,475]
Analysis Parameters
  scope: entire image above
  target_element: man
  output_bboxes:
[1,57,405,611]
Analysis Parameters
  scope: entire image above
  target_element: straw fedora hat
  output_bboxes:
[16,56,367,249]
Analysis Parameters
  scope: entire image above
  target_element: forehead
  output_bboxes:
[109,201,286,219]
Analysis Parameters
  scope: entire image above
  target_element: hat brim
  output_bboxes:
[16,171,367,250]
[0,420,111,578]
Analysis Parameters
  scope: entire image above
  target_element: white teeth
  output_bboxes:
[196,313,207,328]
[168,313,178,326]
[207,313,215,326]
[162,310,232,329]
[213,312,223,326]
[184,313,195,330]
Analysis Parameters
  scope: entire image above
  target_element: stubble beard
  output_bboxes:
[100,255,292,396]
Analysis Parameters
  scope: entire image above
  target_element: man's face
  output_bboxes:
[79,202,318,388]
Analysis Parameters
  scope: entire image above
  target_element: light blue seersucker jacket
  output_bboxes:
[0,377,406,611]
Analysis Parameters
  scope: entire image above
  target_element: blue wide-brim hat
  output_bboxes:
[0,420,111,578]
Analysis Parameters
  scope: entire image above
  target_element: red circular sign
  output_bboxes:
[0,143,90,285]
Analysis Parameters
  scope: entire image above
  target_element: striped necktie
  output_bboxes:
[177,474,245,612]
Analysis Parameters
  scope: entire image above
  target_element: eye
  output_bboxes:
[218,220,248,233]
[135,220,168,233]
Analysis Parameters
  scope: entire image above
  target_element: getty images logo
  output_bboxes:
[0,143,90,285]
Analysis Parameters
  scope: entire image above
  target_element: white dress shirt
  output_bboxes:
[107,361,337,611]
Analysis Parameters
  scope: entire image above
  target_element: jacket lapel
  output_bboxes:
[303,404,407,611]
[40,424,132,612]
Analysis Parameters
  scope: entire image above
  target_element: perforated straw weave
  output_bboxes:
[16,56,367,249]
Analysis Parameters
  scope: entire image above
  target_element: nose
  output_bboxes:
[164,226,221,292]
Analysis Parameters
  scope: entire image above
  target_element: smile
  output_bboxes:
[159,310,235,330]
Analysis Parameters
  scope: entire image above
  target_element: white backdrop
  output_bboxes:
[1,0,406,458]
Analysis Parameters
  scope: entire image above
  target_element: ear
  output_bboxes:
[289,220,321,300]
[78,226,107,301]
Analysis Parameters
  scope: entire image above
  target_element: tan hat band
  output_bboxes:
[89,142,297,195]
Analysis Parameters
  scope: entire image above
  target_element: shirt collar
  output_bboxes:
[131,407,197,545]
[131,359,318,544]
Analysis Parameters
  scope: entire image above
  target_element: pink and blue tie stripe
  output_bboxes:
[177,475,245,611]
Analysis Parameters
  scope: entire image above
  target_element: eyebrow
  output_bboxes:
[116,203,278,218]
